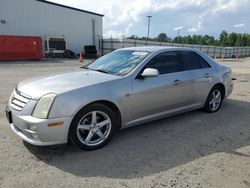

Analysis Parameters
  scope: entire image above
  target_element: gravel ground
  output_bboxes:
[0,58,250,188]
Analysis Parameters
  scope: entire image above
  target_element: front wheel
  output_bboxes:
[203,86,223,113]
[69,103,117,150]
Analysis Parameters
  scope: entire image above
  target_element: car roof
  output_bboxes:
[118,46,196,52]
[117,46,216,67]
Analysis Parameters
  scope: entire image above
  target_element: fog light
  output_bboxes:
[28,124,37,131]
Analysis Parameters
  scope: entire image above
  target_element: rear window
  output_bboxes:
[180,51,210,71]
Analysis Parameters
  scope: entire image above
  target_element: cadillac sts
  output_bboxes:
[5,47,233,150]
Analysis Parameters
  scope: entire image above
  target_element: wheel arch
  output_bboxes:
[212,83,225,99]
[75,100,122,129]
[68,100,122,145]
[91,100,122,128]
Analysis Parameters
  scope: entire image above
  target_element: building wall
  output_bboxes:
[0,0,103,54]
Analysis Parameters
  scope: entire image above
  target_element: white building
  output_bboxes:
[0,0,103,54]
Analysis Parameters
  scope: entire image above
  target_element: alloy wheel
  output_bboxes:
[77,111,111,146]
[209,89,222,111]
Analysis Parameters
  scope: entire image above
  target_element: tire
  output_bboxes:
[203,86,224,113]
[69,103,117,150]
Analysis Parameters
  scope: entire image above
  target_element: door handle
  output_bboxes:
[172,80,182,85]
[204,73,212,78]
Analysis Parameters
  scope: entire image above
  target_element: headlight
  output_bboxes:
[32,93,56,119]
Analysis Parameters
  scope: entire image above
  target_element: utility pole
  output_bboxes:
[177,28,181,43]
[147,16,152,41]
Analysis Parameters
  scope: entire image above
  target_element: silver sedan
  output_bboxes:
[6,47,233,150]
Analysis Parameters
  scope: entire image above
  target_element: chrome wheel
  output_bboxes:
[209,89,222,111]
[76,111,111,146]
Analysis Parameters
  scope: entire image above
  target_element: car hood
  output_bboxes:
[17,69,119,100]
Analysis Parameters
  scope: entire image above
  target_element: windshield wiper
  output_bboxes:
[95,69,111,74]
[82,67,115,75]
[80,66,90,69]
[81,66,97,71]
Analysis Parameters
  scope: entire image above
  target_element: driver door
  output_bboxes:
[129,51,184,124]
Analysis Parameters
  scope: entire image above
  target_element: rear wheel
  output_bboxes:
[69,103,117,150]
[203,86,223,113]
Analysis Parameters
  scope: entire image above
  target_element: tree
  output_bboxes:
[127,35,138,39]
[126,30,250,47]
[157,33,167,42]
[172,37,179,43]
[220,30,228,46]
[242,34,248,46]
[228,32,238,46]
[183,35,193,44]
[247,35,250,46]
[207,36,216,46]
[201,35,210,45]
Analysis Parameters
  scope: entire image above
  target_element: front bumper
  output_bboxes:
[6,107,73,146]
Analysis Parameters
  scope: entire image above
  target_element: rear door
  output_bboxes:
[179,51,213,105]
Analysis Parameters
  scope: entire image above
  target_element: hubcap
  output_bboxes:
[209,89,221,111]
[77,111,111,146]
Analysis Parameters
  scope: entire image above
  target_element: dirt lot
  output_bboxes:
[0,58,250,188]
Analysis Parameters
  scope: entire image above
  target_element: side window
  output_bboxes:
[181,51,210,71]
[146,52,180,74]
[181,51,200,70]
[199,55,211,68]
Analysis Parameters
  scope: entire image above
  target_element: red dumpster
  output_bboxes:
[0,35,43,61]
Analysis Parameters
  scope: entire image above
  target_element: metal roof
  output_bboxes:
[36,0,104,17]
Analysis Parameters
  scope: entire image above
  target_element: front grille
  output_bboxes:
[10,90,31,111]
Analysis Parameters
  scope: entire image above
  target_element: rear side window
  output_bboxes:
[180,51,210,71]
[199,56,211,68]
[146,51,181,74]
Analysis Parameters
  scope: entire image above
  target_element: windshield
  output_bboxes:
[85,50,150,76]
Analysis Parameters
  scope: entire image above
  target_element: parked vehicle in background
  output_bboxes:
[5,47,233,150]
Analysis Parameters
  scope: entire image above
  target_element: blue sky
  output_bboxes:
[49,0,250,38]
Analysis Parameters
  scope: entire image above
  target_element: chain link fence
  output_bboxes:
[100,38,250,58]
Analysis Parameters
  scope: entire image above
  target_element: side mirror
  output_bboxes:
[141,68,159,78]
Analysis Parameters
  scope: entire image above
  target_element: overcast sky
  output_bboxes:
[49,0,250,38]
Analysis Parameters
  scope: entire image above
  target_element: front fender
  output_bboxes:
[48,78,132,126]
